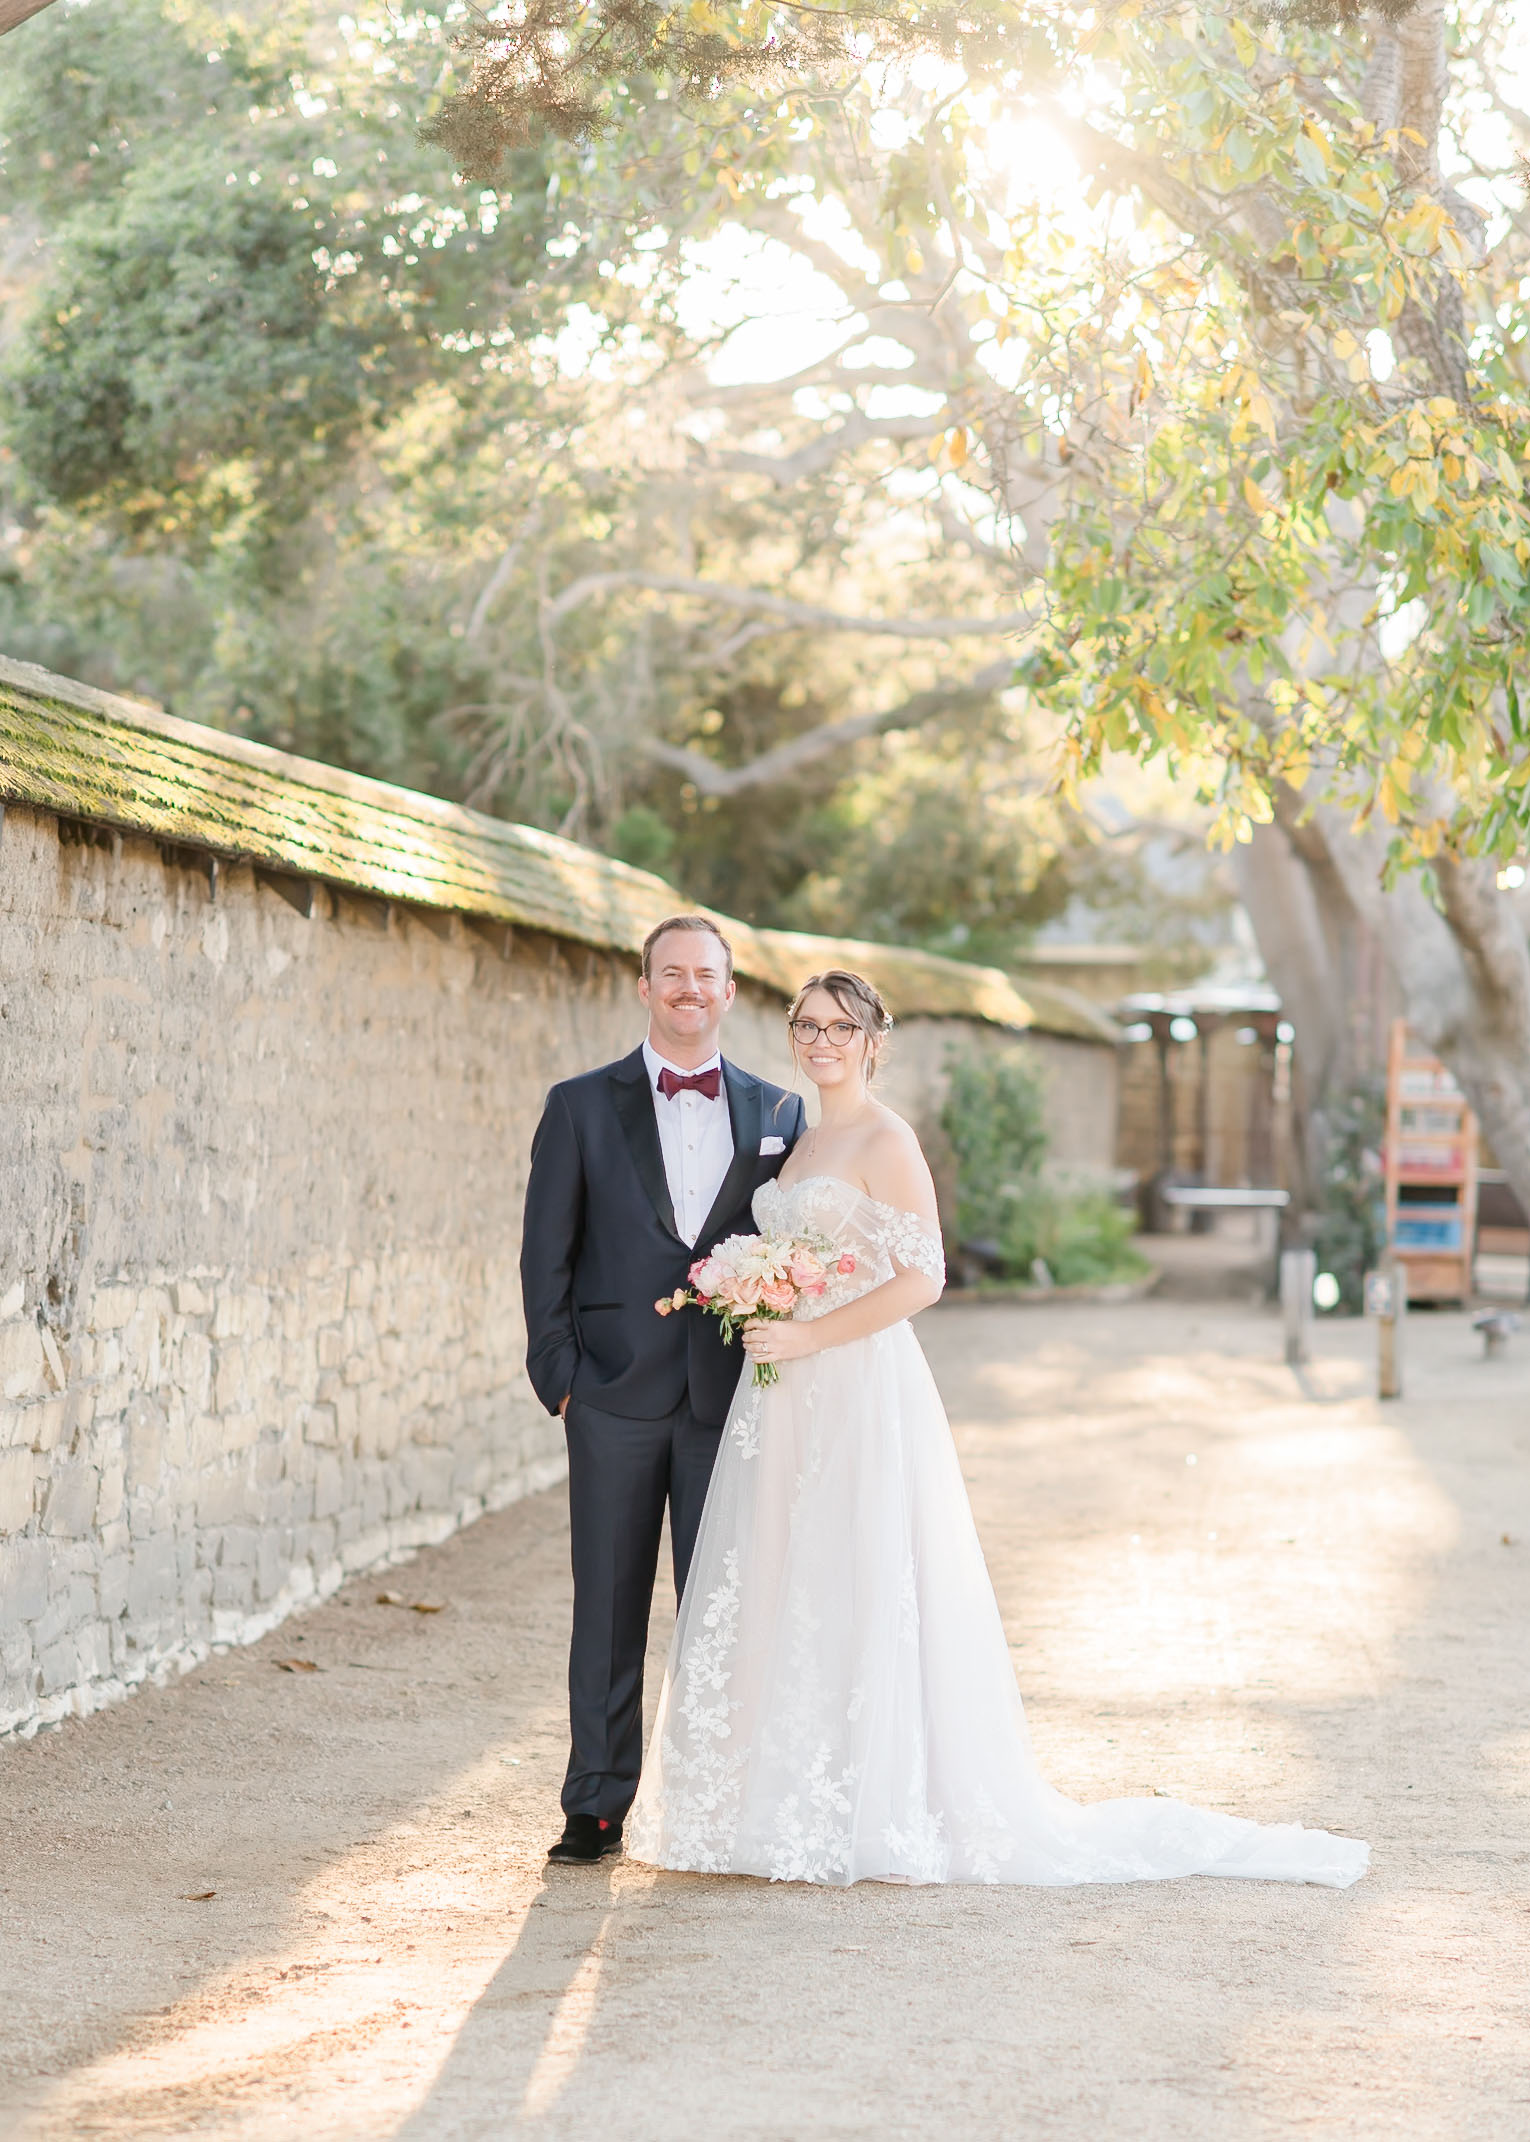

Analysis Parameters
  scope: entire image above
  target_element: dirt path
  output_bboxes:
[2,1299,1527,2141]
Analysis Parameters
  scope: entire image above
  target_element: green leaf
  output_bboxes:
[1481,542,1523,590]
[1292,133,1328,189]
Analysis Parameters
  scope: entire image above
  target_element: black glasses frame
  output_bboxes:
[789,1018,862,1047]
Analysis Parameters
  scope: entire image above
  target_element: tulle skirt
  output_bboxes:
[627,1321,1368,1889]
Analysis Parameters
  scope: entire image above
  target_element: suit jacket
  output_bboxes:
[521,1046,806,1426]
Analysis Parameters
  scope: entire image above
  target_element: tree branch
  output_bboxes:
[464,506,543,642]
[0,0,57,32]
[715,410,951,486]
[545,571,1034,639]
[640,661,1013,795]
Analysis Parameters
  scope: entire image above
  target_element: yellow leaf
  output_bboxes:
[1427,396,1459,422]
[1247,392,1278,441]
[1388,464,1414,498]
[1243,473,1272,513]
[947,426,968,467]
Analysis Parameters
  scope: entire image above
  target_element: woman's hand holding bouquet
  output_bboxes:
[655,1230,856,1387]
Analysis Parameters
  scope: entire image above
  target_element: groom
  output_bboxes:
[521,914,806,1864]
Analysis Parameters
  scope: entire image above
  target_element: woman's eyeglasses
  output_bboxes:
[789,1018,861,1046]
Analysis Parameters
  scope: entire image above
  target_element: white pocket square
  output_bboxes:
[759,1135,786,1155]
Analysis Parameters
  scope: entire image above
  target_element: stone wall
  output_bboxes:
[0,797,1115,1738]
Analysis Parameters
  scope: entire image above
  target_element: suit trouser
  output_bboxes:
[561,1393,723,1822]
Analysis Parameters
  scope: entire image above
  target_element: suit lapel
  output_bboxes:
[697,1060,765,1249]
[608,1050,681,1243]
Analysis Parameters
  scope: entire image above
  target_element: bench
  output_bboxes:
[1160,1186,1291,1292]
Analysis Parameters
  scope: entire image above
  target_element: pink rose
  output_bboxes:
[654,1297,672,1316]
[787,1249,825,1288]
[836,1253,857,1275]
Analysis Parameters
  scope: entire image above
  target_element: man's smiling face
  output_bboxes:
[638,928,736,1063]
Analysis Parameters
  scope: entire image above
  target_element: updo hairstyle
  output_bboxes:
[787,969,894,1084]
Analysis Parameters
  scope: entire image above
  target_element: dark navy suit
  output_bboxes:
[521,1045,804,1821]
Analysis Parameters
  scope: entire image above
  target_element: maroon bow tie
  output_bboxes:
[657,1065,721,1100]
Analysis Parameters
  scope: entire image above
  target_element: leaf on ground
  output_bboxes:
[376,1590,406,1607]
[182,1889,217,1901]
[273,1657,320,1673]
[410,1600,446,1614]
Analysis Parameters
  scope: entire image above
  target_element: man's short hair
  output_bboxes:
[641,913,734,982]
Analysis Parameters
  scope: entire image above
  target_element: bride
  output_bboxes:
[626,969,1369,1889]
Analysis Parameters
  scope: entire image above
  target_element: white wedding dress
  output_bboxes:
[627,1176,1369,1889]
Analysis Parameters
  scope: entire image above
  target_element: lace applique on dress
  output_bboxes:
[875,1205,945,1286]
[731,1383,764,1460]
[632,1548,746,1873]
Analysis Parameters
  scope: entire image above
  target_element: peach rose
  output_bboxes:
[759,1278,797,1315]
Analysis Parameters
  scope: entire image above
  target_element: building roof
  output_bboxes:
[0,654,1117,1047]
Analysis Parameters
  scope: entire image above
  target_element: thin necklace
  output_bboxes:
[801,1095,870,1163]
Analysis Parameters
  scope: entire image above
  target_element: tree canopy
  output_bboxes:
[4,0,1530,1200]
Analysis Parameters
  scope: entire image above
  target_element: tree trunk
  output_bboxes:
[0,0,59,34]
[1234,820,1395,1213]
[1273,806,1530,1225]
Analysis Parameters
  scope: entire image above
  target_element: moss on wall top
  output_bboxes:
[0,653,1116,1046]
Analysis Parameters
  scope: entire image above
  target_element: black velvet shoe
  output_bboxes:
[547,1814,623,1864]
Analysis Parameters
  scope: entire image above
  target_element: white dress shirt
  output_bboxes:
[642,1037,735,1247]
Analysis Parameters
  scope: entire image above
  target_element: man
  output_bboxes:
[521,914,806,1864]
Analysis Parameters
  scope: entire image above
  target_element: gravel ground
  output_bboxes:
[1,1298,1527,2141]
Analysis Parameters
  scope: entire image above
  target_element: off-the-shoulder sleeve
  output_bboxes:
[878,1207,946,1286]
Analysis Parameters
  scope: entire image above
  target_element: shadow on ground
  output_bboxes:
[2,1299,1528,2140]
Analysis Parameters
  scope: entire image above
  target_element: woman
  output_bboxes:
[627,971,1368,1888]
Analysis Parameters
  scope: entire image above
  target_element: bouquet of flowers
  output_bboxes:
[655,1229,857,1387]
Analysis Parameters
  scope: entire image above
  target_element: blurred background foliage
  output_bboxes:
[941,1044,1148,1286]
[0,0,1233,968]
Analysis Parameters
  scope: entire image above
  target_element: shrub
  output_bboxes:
[941,1046,1050,1247]
[1311,1081,1386,1313]
[941,1046,1148,1287]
